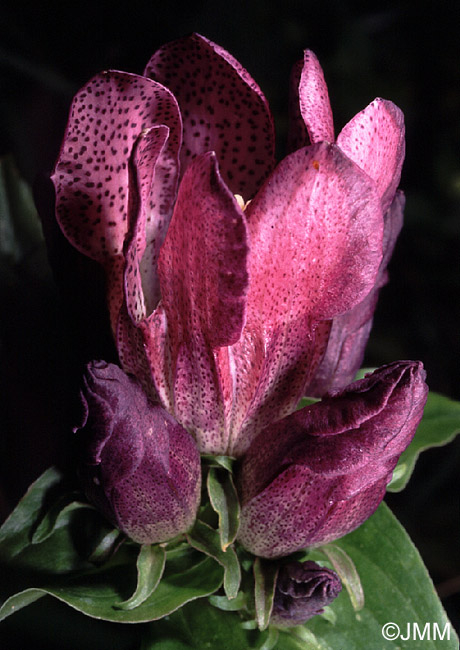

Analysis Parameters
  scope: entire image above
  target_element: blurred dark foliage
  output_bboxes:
[0,0,459,646]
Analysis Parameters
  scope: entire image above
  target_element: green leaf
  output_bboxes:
[0,467,224,623]
[277,625,333,650]
[304,503,458,649]
[319,544,364,611]
[207,467,240,550]
[296,397,320,410]
[388,391,460,491]
[32,494,94,544]
[141,598,271,650]
[116,544,166,610]
[201,455,235,472]
[88,529,125,565]
[0,550,223,623]
[187,519,241,600]
[253,557,279,632]
[0,467,68,558]
[209,591,247,612]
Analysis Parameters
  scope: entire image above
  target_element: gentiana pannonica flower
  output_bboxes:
[51,34,413,459]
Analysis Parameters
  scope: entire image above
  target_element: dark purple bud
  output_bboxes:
[77,360,201,544]
[237,361,428,558]
[271,560,342,626]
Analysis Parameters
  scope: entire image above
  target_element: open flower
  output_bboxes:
[51,34,405,457]
[77,360,201,544]
[236,361,428,558]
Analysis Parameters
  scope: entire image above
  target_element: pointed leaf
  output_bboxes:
[187,520,241,600]
[209,591,247,612]
[253,557,279,631]
[388,391,460,492]
[305,503,458,649]
[0,551,223,623]
[320,545,364,611]
[207,467,240,550]
[32,496,94,544]
[116,544,166,610]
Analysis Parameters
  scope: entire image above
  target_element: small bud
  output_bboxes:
[77,360,201,544]
[271,560,341,627]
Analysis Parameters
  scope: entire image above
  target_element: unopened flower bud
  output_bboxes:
[77,360,201,544]
[271,560,342,626]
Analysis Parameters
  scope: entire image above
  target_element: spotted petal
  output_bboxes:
[237,361,428,558]
[288,49,334,151]
[116,125,179,395]
[337,98,405,213]
[144,33,275,199]
[147,152,249,453]
[306,191,405,396]
[227,143,384,456]
[51,70,181,331]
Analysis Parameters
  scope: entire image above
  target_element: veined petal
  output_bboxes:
[144,33,275,198]
[51,70,181,330]
[228,143,384,455]
[288,50,334,149]
[154,152,249,453]
[337,98,405,213]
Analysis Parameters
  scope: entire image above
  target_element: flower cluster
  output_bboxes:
[49,34,428,625]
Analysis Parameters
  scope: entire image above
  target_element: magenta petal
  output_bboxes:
[144,33,275,198]
[237,361,428,558]
[306,191,405,396]
[116,125,180,398]
[152,152,249,453]
[227,143,384,455]
[51,70,181,330]
[337,98,405,213]
[245,142,383,320]
[125,125,180,319]
[288,50,335,148]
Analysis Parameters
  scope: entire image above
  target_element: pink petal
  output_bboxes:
[144,33,275,199]
[151,152,249,453]
[337,98,405,212]
[306,190,405,396]
[124,125,180,321]
[227,143,384,455]
[116,125,179,398]
[288,50,334,148]
[51,70,181,330]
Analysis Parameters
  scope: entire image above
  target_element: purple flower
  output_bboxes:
[51,34,405,457]
[271,561,342,627]
[77,361,201,544]
[236,362,428,558]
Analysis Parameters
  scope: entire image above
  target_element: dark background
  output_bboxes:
[1,0,459,646]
